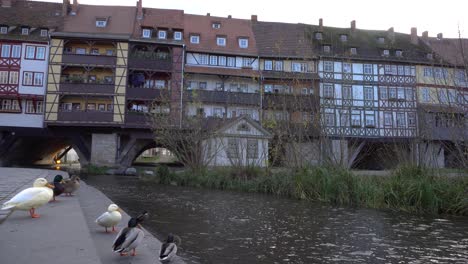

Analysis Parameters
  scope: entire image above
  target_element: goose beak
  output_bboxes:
[46,183,55,189]
[117,208,123,213]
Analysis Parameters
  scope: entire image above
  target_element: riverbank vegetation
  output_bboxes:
[141,165,468,216]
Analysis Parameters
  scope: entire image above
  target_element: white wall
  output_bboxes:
[18,43,49,95]
[0,100,44,128]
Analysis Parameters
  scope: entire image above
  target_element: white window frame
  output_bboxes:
[350,47,357,55]
[209,55,218,65]
[242,58,252,67]
[323,84,334,98]
[264,60,273,71]
[340,34,348,42]
[421,88,430,102]
[0,26,7,34]
[365,113,376,127]
[274,61,283,71]
[199,54,208,65]
[212,23,221,29]
[36,47,46,60]
[396,112,406,128]
[21,28,29,35]
[216,37,226,46]
[9,71,18,84]
[383,49,390,56]
[1,44,11,58]
[342,85,352,100]
[190,35,200,44]
[158,30,167,39]
[363,64,373,74]
[227,57,236,67]
[323,45,331,53]
[423,67,433,77]
[364,87,373,101]
[343,63,352,73]
[323,61,333,72]
[34,72,44,86]
[384,112,393,126]
[238,38,248,48]
[40,29,48,37]
[96,20,107,28]
[23,72,33,85]
[218,56,226,66]
[174,31,182,40]
[292,62,307,73]
[315,32,322,40]
[11,45,21,58]
[395,50,403,57]
[142,29,151,38]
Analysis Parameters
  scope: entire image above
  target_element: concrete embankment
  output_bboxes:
[0,167,185,264]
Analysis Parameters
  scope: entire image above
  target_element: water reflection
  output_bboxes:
[84,175,468,264]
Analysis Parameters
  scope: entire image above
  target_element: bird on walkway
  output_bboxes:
[112,211,148,256]
[63,175,80,196]
[50,175,65,202]
[159,234,178,262]
[96,204,122,233]
[1,178,54,218]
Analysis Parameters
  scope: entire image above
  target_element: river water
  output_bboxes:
[84,175,468,264]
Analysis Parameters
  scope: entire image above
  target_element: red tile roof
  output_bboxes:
[424,38,468,66]
[0,0,63,29]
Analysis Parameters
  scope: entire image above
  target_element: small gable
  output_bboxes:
[217,116,271,138]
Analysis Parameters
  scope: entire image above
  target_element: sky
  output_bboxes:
[36,0,467,38]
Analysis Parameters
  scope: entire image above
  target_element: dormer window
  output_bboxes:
[323,45,331,53]
[158,30,167,39]
[378,37,385,44]
[190,34,200,44]
[395,50,403,57]
[427,53,434,60]
[350,47,357,55]
[239,38,248,48]
[21,28,29,35]
[340,34,348,42]
[142,29,151,38]
[383,49,390,56]
[217,36,226,46]
[96,19,107,28]
[174,31,182,40]
[0,26,7,34]
[40,29,48,37]
[212,22,221,29]
[315,32,323,40]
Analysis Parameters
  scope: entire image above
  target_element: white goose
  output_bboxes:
[96,204,122,233]
[1,178,54,218]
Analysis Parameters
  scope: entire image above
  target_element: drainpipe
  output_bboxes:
[179,44,186,128]
[258,55,262,122]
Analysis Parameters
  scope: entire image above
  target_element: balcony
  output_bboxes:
[62,54,117,66]
[128,51,172,71]
[57,111,113,123]
[126,87,170,100]
[125,112,152,127]
[263,93,317,111]
[60,83,115,94]
[185,90,261,106]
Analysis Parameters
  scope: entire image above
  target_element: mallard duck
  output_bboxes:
[50,175,65,202]
[159,234,178,262]
[113,211,148,256]
[63,175,80,196]
[96,204,122,233]
[1,178,54,218]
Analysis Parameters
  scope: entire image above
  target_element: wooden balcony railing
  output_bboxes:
[62,54,117,66]
[184,90,261,106]
[57,111,113,123]
[59,83,115,94]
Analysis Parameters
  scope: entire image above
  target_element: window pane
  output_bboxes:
[34,73,44,86]
[26,46,35,59]
[36,47,46,59]
[1,44,11,57]
[11,45,21,58]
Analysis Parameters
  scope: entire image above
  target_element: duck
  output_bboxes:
[159,234,178,262]
[112,211,148,256]
[1,178,54,218]
[96,204,122,233]
[63,175,80,196]
[50,175,65,202]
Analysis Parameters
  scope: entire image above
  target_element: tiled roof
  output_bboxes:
[61,4,136,37]
[132,7,184,43]
[423,37,468,67]
[252,22,314,58]
[185,65,260,78]
[184,14,257,56]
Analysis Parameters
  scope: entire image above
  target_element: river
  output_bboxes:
[84,174,468,264]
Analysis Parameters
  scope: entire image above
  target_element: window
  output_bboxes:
[406,88,414,101]
[377,37,385,44]
[264,60,273,71]
[209,55,218,65]
[423,67,433,77]
[384,112,393,126]
[21,28,29,35]
[158,30,167,39]
[190,35,200,44]
[408,113,416,127]
[64,47,72,54]
[350,47,357,55]
[427,53,433,60]
[242,58,252,67]
[11,45,21,58]
[174,31,182,40]
[23,72,33,85]
[388,87,397,99]
[75,47,86,55]
[90,48,99,55]
[323,45,331,53]
[98,104,106,111]
[8,71,18,84]
[155,80,165,89]
[342,63,352,73]
[364,64,373,74]
[325,113,335,126]
[264,84,273,93]
[274,61,283,71]
[229,83,238,92]
[315,32,322,40]
[87,103,96,111]
[96,20,107,27]
[106,49,114,56]
[380,86,388,99]
[421,88,430,102]
[455,70,466,83]
[365,113,375,127]
[301,88,309,95]
[323,61,333,72]
[239,38,248,48]
[36,47,45,60]
[323,84,334,98]
[364,87,373,101]
[212,23,221,29]
[383,49,390,56]
[227,57,236,67]
[292,62,307,72]
[397,88,405,100]
[342,85,352,99]
[25,100,44,114]
[40,29,48,37]
[0,26,7,34]
[227,138,238,158]
[351,113,361,127]
[218,56,226,66]
[395,50,403,57]
[199,54,208,65]
[340,34,348,42]
[198,82,207,90]
[1,44,10,57]
[396,113,406,127]
[0,99,20,112]
[213,108,223,117]
[340,111,350,126]
[404,66,412,76]
[216,37,226,46]
[142,29,151,38]
[247,139,258,159]
[438,89,448,104]
[215,82,223,91]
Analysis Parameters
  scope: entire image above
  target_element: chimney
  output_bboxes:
[410,27,418,45]
[437,33,443,40]
[251,15,257,22]
[228,15,232,19]
[422,31,429,39]
[70,0,78,16]
[206,13,210,16]
[319,18,323,31]
[137,0,143,20]
[62,0,69,16]
[1,0,12,8]
[387,27,395,42]
[350,20,356,31]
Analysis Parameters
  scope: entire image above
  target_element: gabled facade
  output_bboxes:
[0,0,62,128]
